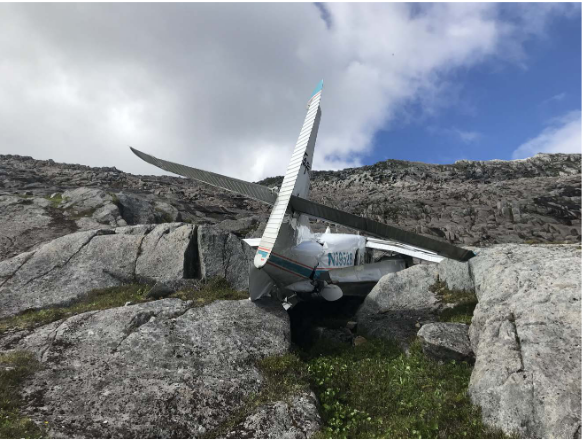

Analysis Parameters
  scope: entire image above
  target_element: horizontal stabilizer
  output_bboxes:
[289,196,474,262]
[242,238,261,248]
[129,147,277,205]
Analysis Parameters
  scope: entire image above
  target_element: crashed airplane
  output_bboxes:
[131,80,474,303]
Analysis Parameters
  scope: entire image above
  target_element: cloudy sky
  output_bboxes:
[0,3,581,181]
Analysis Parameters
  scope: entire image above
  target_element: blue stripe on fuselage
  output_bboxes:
[269,255,312,278]
[267,254,332,279]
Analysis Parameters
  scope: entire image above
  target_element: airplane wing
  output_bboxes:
[129,147,277,205]
[289,196,474,262]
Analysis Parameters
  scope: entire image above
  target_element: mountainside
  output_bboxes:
[262,153,582,245]
[0,152,581,260]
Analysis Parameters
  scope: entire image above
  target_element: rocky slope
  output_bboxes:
[0,153,581,262]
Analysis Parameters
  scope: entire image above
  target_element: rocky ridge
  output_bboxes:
[264,153,582,245]
[0,153,581,262]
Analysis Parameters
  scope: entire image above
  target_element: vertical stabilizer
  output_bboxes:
[254,80,323,269]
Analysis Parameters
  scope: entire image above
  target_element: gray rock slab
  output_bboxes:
[13,298,292,438]
[62,187,114,212]
[0,224,196,319]
[216,217,258,236]
[0,195,76,262]
[468,244,581,438]
[225,393,322,439]
[438,258,475,292]
[135,223,197,280]
[197,225,255,292]
[356,264,440,349]
[417,322,473,362]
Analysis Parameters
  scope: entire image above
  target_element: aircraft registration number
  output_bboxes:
[327,251,354,267]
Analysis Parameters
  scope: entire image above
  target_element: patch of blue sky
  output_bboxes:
[369,6,581,165]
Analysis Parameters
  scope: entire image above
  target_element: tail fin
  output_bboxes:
[254,80,323,269]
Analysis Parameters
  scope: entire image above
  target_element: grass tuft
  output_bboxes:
[430,277,478,325]
[0,284,150,335]
[171,277,248,306]
[0,351,44,438]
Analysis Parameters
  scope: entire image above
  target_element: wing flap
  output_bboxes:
[366,238,444,263]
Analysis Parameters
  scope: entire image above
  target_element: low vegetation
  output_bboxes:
[0,351,44,438]
[170,277,249,306]
[0,284,150,335]
[45,193,63,208]
[208,333,504,439]
[430,277,478,325]
[0,279,248,336]
[248,339,504,439]
[307,340,504,438]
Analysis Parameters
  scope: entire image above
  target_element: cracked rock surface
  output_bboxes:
[8,298,292,438]
[468,244,581,438]
[225,392,322,439]
[0,223,196,318]
[197,225,255,292]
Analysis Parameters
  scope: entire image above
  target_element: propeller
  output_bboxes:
[320,283,343,302]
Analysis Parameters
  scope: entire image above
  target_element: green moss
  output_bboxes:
[257,353,311,402]
[0,351,45,438]
[307,340,505,439]
[171,277,248,306]
[430,277,477,304]
[45,194,63,208]
[0,284,150,334]
[439,303,477,325]
[429,277,478,325]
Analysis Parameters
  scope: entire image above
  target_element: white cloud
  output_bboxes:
[0,3,577,181]
[540,92,566,106]
[428,126,482,144]
[454,129,481,143]
[512,110,582,159]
